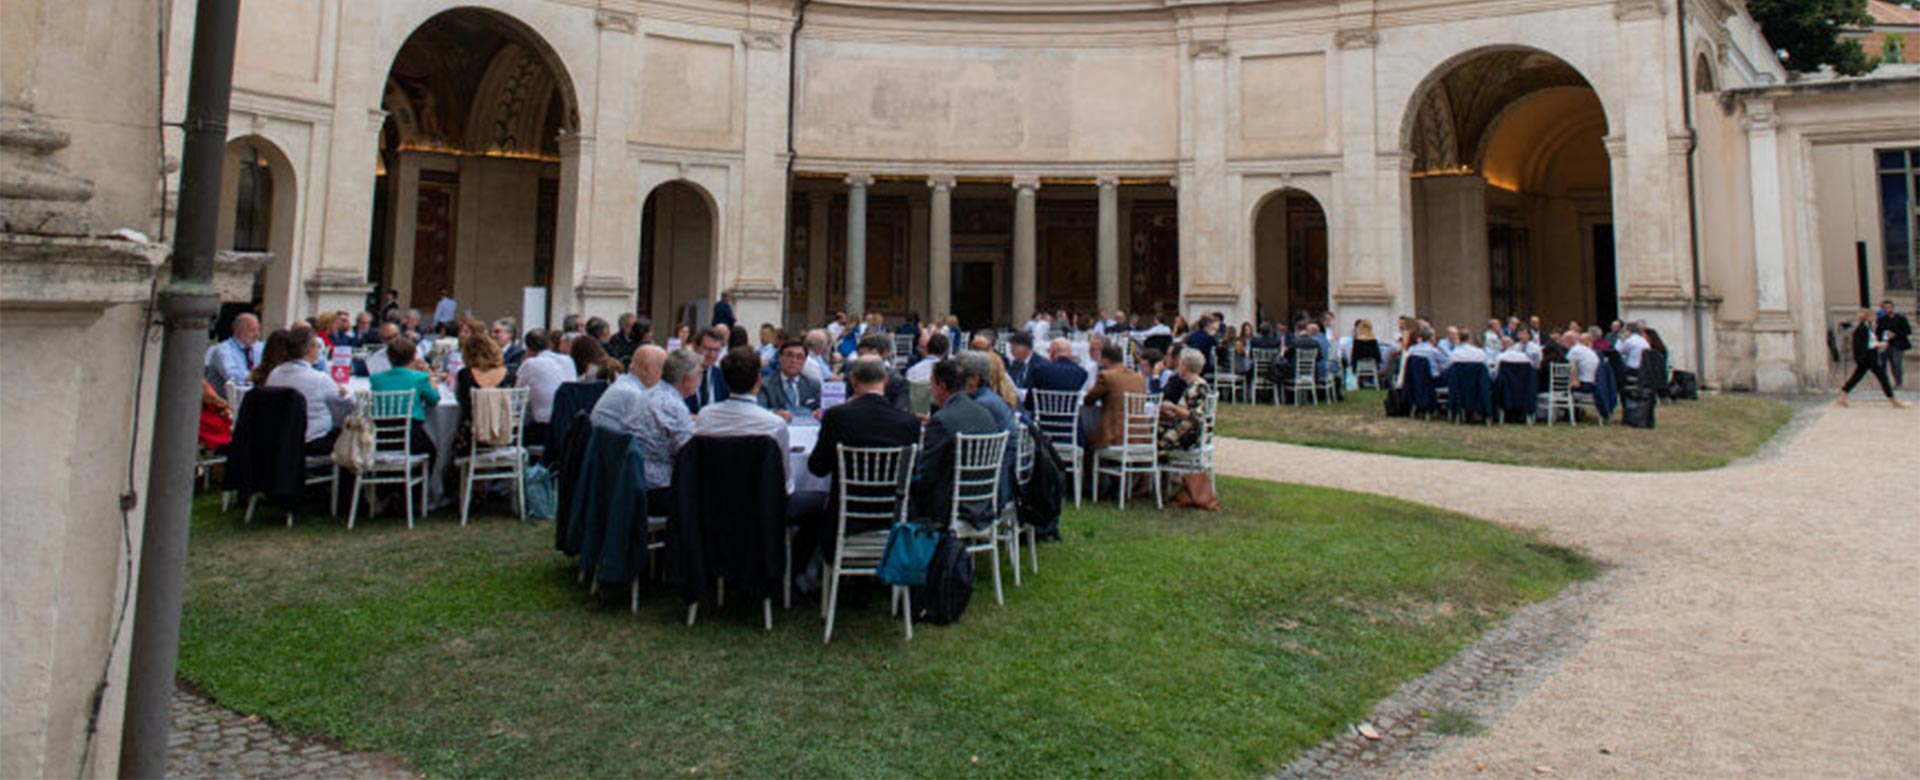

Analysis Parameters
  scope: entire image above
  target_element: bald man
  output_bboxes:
[591,344,693,510]
[207,312,263,389]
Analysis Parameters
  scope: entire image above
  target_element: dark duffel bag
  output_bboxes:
[1669,370,1699,401]
[1384,386,1411,417]
[911,531,974,626]
[1621,389,1657,429]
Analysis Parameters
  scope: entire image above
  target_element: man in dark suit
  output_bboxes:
[711,291,737,329]
[913,359,1001,527]
[1026,338,1090,397]
[757,340,824,420]
[686,326,730,414]
[1005,331,1036,388]
[843,332,912,412]
[799,356,924,573]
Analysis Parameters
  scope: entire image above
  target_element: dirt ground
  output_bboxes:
[1216,399,1920,779]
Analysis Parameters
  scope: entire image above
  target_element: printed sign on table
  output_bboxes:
[819,380,847,410]
[329,346,353,384]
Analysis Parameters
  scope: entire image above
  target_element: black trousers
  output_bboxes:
[1840,354,1894,398]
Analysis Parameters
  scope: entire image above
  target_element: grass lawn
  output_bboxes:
[1217,390,1792,472]
[178,479,1591,778]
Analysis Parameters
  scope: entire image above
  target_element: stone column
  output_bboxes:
[1097,177,1119,313]
[1743,100,1798,392]
[807,191,830,323]
[1011,176,1040,323]
[844,174,872,316]
[929,176,955,320]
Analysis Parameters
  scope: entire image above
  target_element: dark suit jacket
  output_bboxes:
[711,300,736,328]
[1006,355,1035,388]
[810,393,922,529]
[883,371,912,413]
[913,392,1001,526]
[1027,357,1089,396]
[757,372,822,414]
[686,364,731,414]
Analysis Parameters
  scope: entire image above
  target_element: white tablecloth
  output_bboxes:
[786,422,830,496]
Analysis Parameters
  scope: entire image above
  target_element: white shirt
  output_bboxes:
[905,356,940,384]
[1495,346,1534,366]
[1618,333,1650,369]
[1405,342,1450,376]
[693,398,792,485]
[432,296,458,327]
[1025,319,1050,343]
[1139,323,1171,338]
[1449,344,1490,368]
[826,322,846,342]
[802,353,831,383]
[265,361,348,443]
[515,350,572,423]
[1567,344,1600,385]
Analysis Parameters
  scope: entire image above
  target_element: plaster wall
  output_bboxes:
[794,40,1179,163]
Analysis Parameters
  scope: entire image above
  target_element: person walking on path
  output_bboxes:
[1876,299,1912,390]
[1838,308,1910,408]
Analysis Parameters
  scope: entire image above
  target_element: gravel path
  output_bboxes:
[1216,401,1920,779]
[168,687,414,779]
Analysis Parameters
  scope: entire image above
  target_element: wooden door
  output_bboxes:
[411,171,458,309]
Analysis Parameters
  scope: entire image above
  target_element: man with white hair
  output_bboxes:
[206,312,263,389]
[1616,322,1651,370]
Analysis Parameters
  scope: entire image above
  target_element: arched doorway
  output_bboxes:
[218,136,298,329]
[638,181,717,332]
[1406,48,1614,333]
[369,8,578,327]
[1252,189,1329,325]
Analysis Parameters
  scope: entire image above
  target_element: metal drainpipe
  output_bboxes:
[1677,1,1708,377]
[782,0,811,327]
[119,0,241,776]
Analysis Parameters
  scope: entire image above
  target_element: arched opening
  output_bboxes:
[368,7,578,326]
[1252,189,1329,324]
[1406,48,1615,332]
[638,181,717,332]
[1693,53,1718,94]
[218,136,298,329]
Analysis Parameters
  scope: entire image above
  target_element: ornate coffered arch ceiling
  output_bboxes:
[1409,50,1591,175]
[381,8,576,160]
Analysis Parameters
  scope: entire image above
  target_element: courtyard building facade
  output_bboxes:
[169,0,1920,392]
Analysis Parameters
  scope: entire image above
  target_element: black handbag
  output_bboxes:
[1669,370,1699,401]
[1621,389,1657,429]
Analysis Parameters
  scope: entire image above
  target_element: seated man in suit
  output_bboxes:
[1004,332,1037,388]
[1084,342,1146,453]
[685,326,730,414]
[913,359,1002,528]
[842,333,912,412]
[756,340,823,422]
[797,355,923,587]
[1026,338,1090,404]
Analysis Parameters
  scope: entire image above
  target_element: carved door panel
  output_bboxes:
[411,171,458,309]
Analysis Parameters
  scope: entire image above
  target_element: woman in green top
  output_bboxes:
[367,336,442,454]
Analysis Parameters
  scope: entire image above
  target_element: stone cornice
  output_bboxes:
[0,234,168,310]
[792,157,1179,179]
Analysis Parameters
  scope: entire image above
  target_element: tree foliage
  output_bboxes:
[1748,0,1876,75]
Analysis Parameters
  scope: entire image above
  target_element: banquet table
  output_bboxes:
[784,422,831,496]
[347,376,462,508]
